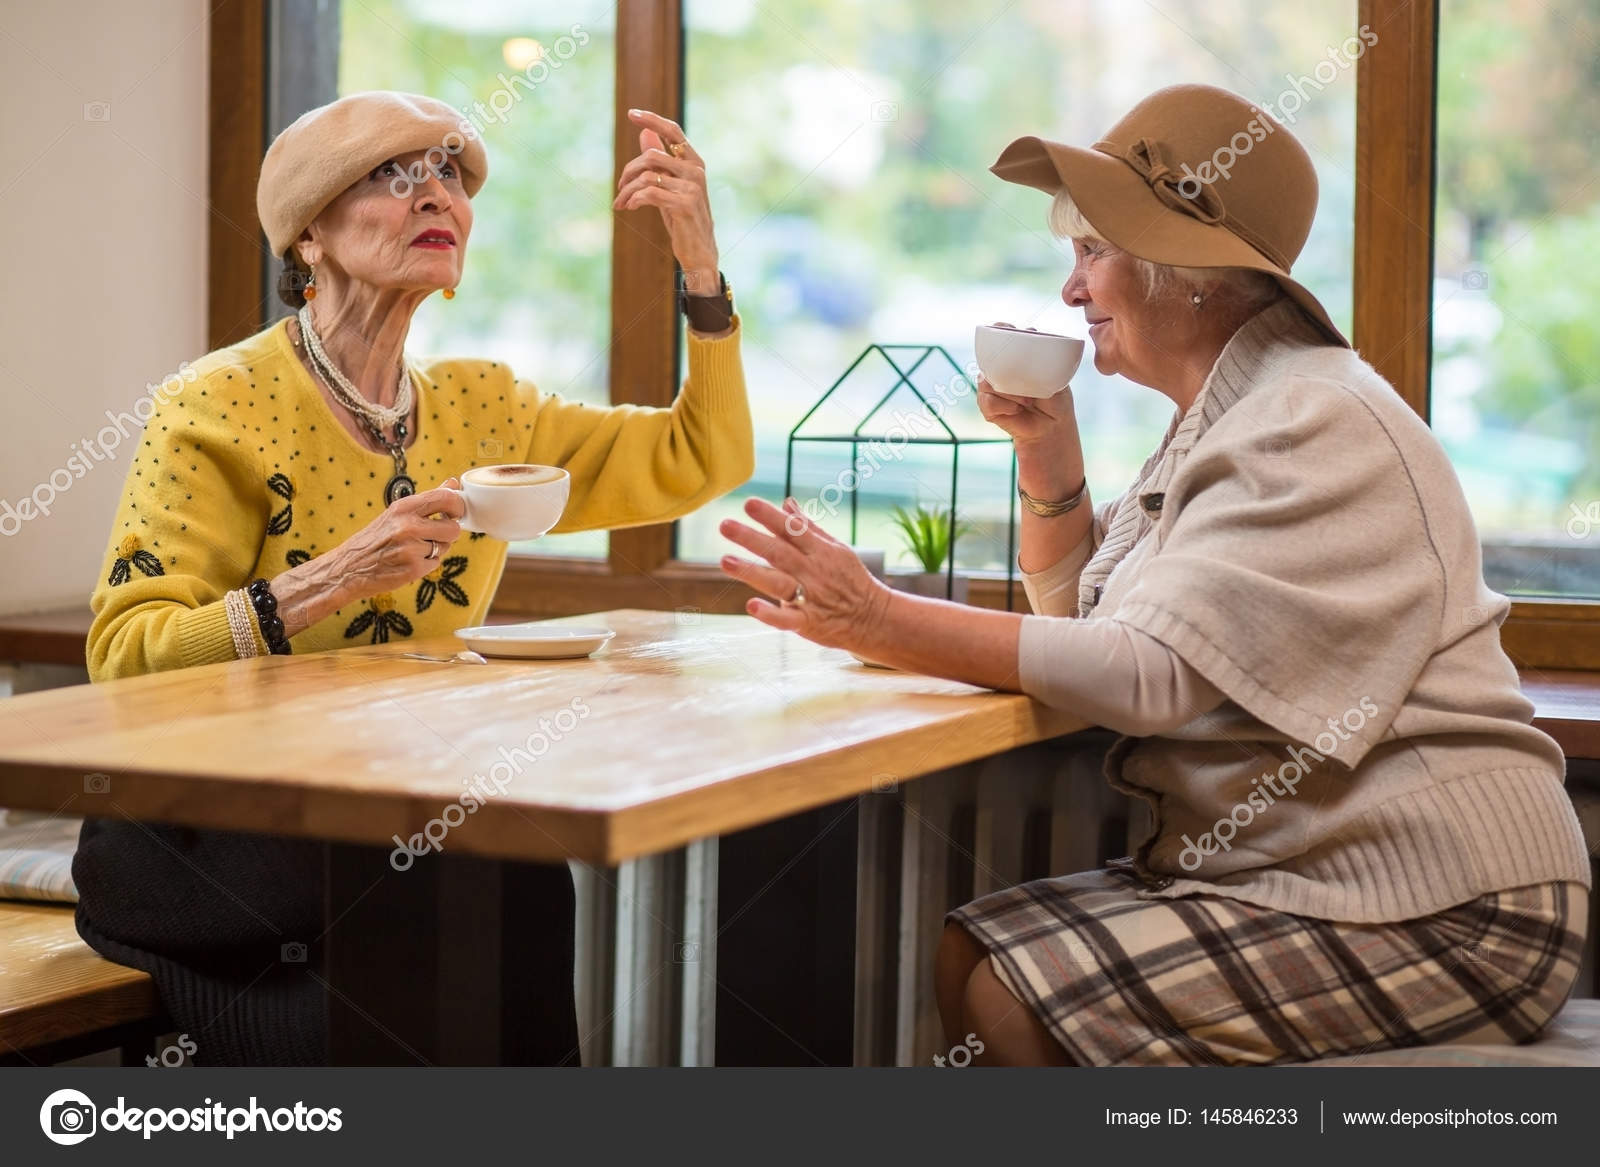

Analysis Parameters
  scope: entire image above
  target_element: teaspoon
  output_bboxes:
[399,650,488,665]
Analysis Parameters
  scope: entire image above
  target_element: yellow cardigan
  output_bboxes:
[87,315,753,681]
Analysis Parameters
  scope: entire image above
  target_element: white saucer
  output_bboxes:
[453,623,615,660]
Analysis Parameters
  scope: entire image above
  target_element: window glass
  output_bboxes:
[340,0,616,556]
[1434,0,1600,597]
[676,0,1358,572]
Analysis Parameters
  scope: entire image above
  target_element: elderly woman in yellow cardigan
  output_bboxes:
[73,92,753,1065]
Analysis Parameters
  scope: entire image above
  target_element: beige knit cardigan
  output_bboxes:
[1016,298,1592,923]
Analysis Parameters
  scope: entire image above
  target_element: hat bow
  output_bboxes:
[1100,135,1227,227]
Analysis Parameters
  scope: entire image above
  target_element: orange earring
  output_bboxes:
[302,265,317,301]
[442,287,456,300]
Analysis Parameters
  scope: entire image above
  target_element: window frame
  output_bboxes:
[208,0,1598,665]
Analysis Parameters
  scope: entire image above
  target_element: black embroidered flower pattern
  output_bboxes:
[344,592,413,644]
[266,473,294,535]
[109,534,164,585]
[469,531,486,541]
[286,549,312,567]
[415,555,470,611]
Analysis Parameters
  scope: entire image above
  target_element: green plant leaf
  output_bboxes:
[890,502,969,573]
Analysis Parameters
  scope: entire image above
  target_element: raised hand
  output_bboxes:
[613,109,720,298]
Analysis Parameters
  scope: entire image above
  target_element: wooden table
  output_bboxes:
[0,609,1086,1065]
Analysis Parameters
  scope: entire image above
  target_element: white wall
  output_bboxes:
[0,0,209,616]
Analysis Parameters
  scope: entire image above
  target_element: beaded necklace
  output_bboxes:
[294,306,416,504]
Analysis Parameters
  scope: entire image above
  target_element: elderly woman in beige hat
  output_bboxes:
[720,83,1589,1065]
[73,91,753,1065]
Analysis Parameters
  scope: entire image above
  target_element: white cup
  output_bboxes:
[450,464,570,541]
[974,323,1085,399]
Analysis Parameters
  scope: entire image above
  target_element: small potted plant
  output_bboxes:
[889,503,973,602]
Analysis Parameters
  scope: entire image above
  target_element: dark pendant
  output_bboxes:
[385,474,417,505]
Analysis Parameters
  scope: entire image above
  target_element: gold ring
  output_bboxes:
[654,172,663,187]
[667,140,686,158]
[426,539,439,560]
[783,581,807,608]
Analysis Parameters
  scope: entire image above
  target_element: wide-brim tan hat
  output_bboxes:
[992,83,1348,347]
[257,90,489,258]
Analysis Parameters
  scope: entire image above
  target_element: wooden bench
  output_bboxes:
[0,901,162,1065]
[1313,998,1600,1066]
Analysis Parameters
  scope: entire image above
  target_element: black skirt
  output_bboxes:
[72,817,579,1066]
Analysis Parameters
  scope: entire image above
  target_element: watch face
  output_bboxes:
[680,273,727,300]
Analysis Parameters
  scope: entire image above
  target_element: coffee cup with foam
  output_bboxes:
[449,464,570,541]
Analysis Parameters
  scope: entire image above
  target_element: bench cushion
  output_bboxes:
[0,811,79,903]
[1309,998,1600,1066]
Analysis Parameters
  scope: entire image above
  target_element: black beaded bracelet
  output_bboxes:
[246,578,292,655]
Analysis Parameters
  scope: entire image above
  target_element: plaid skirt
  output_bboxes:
[949,867,1589,1066]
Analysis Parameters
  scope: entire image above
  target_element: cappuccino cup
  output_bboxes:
[450,464,569,541]
[974,323,1085,399]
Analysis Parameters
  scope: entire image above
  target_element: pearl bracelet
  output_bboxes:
[224,588,261,659]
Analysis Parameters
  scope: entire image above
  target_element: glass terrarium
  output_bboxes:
[782,343,1018,607]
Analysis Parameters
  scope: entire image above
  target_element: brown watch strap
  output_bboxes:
[682,272,734,332]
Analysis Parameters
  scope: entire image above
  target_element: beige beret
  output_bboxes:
[256,90,489,257]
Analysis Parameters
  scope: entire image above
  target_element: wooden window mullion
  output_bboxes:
[1353,0,1437,421]
[608,0,684,576]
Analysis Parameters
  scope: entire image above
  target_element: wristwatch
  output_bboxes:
[679,269,735,333]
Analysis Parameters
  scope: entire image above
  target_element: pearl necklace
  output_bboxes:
[294,305,417,504]
[295,305,413,430]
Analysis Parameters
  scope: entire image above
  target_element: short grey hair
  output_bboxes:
[1049,189,1283,311]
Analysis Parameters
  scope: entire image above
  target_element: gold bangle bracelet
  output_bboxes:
[1018,477,1088,518]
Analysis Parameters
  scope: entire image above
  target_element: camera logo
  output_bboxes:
[1567,500,1600,540]
[40,1088,97,1145]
